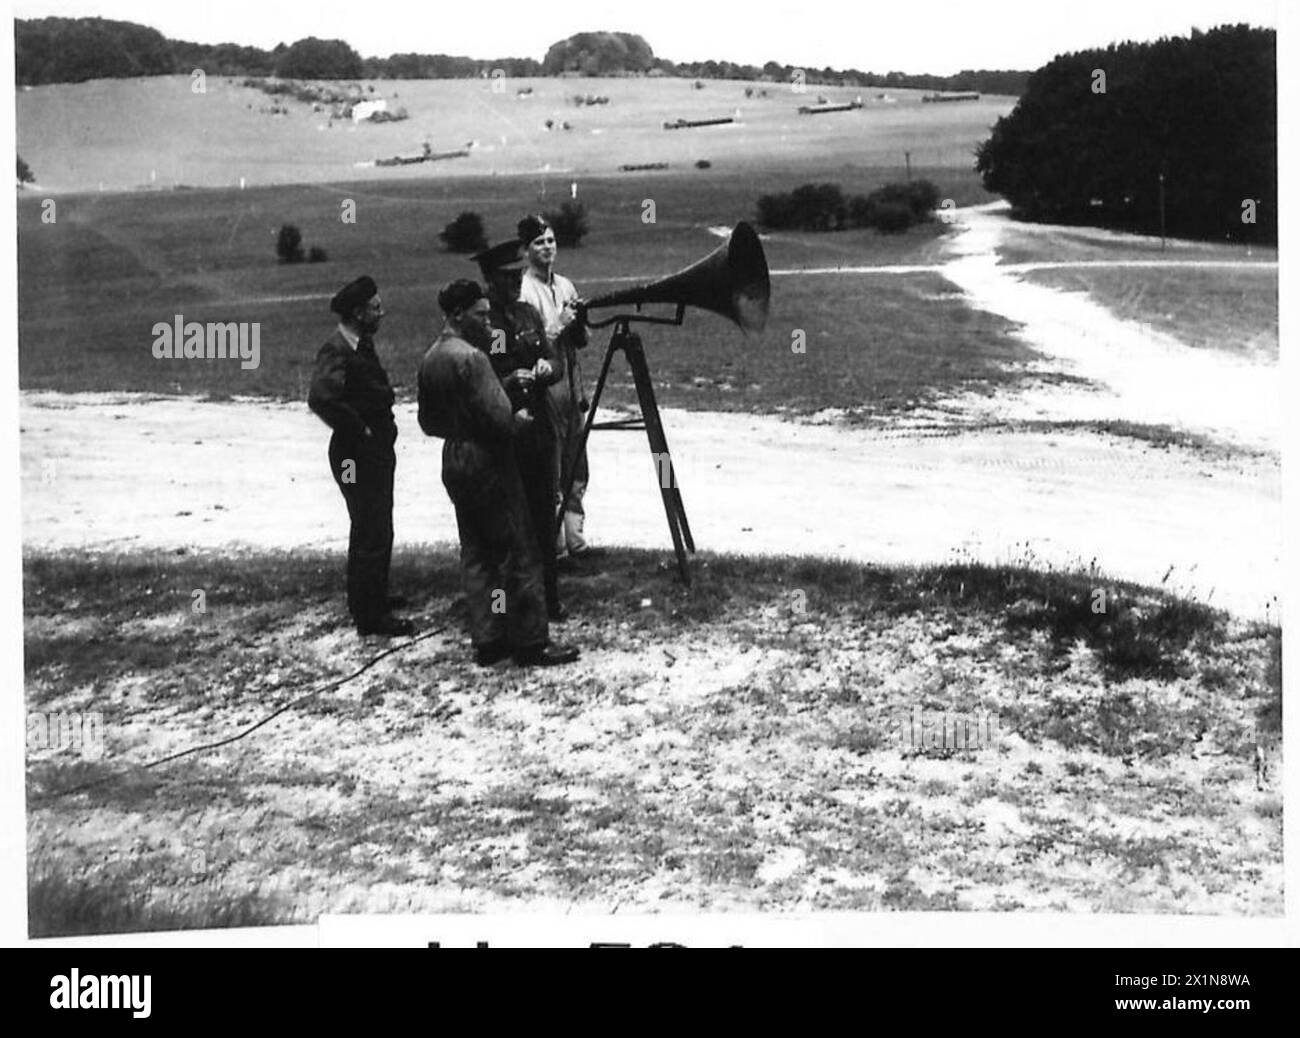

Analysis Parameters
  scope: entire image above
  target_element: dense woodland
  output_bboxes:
[14,19,1028,93]
[976,24,1276,243]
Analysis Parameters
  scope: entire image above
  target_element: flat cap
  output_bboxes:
[330,275,378,316]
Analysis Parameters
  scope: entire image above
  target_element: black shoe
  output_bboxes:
[474,641,512,666]
[357,616,416,637]
[514,642,580,667]
[547,602,570,622]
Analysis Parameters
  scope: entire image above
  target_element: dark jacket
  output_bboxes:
[488,300,564,449]
[418,329,521,494]
[307,329,398,448]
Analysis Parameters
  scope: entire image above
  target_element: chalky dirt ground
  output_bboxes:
[22,206,1283,928]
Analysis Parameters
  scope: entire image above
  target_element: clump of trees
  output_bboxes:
[976,24,1275,243]
[17,155,34,185]
[757,180,939,234]
[272,37,362,80]
[276,224,327,263]
[15,16,1033,93]
[439,212,488,254]
[544,201,589,247]
[542,32,655,76]
[16,17,173,84]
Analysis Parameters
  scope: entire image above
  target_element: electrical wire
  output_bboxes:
[31,625,447,802]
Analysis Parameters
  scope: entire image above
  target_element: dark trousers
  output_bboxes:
[517,435,560,611]
[328,433,395,630]
[444,455,547,651]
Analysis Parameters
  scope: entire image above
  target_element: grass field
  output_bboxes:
[1021,267,1279,361]
[24,546,1282,930]
[17,75,1014,193]
[17,167,1033,417]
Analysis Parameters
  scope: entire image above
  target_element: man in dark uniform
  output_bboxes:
[474,239,568,621]
[308,275,414,638]
[417,278,579,667]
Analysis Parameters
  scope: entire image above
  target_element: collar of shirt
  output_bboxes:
[337,322,361,350]
[521,266,554,292]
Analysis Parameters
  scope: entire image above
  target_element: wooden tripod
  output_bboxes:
[558,314,696,584]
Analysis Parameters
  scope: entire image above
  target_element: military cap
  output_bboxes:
[330,275,378,316]
[517,214,552,244]
[472,239,525,273]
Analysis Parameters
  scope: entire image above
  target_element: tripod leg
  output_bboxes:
[558,328,618,548]
[623,332,693,585]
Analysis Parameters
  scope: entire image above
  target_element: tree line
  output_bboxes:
[14,17,1027,93]
[976,24,1276,243]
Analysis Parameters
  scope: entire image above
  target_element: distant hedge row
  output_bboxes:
[756,180,940,233]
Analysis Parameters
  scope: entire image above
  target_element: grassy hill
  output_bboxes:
[17,75,1015,193]
[16,168,1024,414]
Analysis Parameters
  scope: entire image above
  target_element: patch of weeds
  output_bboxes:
[1081,832,1187,877]
[28,857,291,937]
[831,724,886,755]
[881,874,961,910]
[1254,797,1282,821]
[1198,662,1236,692]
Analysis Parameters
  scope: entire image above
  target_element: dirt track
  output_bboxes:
[19,205,1281,620]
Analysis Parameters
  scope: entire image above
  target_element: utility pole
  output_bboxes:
[904,150,912,182]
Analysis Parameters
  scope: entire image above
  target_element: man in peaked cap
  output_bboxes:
[308,274,414,638]
[417,278,578,667]
[474,238,569,621]
[516,214,593,564]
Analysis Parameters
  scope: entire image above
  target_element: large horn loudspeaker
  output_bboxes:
[584,221,770,333]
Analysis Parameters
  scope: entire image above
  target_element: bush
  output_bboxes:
[845,180,940,232]
[17,154,34,185]
[307,245,328,263]
[756,182,847,231]
[439,211,488,254]
[866,199,914,233]
[544,200,588,248]
[865,179,939,220]
[695,159,712,169]
[759,179,938,233]
[276,224,305,263]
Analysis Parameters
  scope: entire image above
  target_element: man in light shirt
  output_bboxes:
[516,214,592,561]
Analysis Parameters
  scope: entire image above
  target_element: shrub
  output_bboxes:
[904,178,940,216]
[544,200,589,248]
[755,182,847,231]
[847,194,873,228]
[439,211,488,254]
[695,159,712,169]
[759,179,937,233]
[275,224,305,263]
[17,154,34,185]
[870,200,916,233]
[307,245,329,263]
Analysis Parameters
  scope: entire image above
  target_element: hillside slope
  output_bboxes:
[17,75,1014,192]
